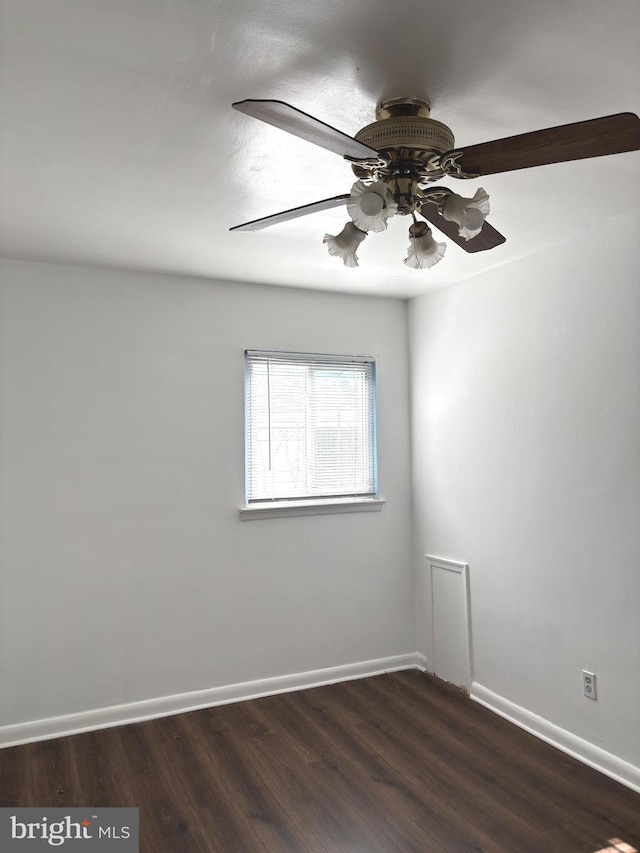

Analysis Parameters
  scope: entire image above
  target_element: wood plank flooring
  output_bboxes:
[2,671,639,852]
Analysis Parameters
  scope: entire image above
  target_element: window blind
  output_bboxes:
[245,350,377,504]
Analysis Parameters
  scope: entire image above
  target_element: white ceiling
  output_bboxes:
[1,0,639,298]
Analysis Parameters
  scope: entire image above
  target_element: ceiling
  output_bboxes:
[1,0,639,298]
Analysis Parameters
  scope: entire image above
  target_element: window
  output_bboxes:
[242,350,382,518]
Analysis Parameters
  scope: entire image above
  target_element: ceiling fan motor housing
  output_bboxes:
[357,97,454,152]
[352,98,457,212]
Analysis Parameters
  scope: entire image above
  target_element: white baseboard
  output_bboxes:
[471,681,640,794]
[0,653,420,749]
[414,652,429,672]
[6,661,637,796]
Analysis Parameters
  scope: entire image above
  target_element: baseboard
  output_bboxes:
[0,653,420,749]
[414,652,428,672]
[8,660,636,796]
[471,681,640,794]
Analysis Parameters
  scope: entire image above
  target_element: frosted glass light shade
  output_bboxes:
[442,188,490,239]
[346,180,398,233]
[404,222,446,270]
[323,221,367,267]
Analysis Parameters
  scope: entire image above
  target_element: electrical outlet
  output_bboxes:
[582,670,597,700]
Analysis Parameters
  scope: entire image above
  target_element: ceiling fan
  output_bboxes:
[230,97,640,270]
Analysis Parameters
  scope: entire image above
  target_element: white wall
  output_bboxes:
[0,259,414,727]
[409,212,640,769]
[4,214,639,778]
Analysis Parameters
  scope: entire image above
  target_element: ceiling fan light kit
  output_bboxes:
[346,180,398,232]
[441,187,491,240]
[323,222,367,268]
[231,97,640,272]
[404,221,447,270]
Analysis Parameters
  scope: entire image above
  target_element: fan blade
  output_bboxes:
[230,195,350,232]
[233,99,380,160]
[420,201,506,253]
[452,113,640,177]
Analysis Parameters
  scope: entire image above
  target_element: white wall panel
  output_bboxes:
[409,211,640,771]
[0,260,413,727]
[427,556,472,690]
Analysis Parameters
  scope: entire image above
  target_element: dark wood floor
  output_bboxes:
[2,671,639,852]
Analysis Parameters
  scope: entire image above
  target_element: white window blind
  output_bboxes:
[245,350,377,505]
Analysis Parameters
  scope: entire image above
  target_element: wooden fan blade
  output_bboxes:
[420,201,506,253]
[452,113,640,177]
[233,100,379,160]
[230,195,350,232]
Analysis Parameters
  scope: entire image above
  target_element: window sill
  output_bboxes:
[239,497,386,521]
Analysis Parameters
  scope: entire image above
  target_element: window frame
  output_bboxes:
[240,349,384,520]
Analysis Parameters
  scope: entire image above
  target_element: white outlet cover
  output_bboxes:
[582,670,597,700]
